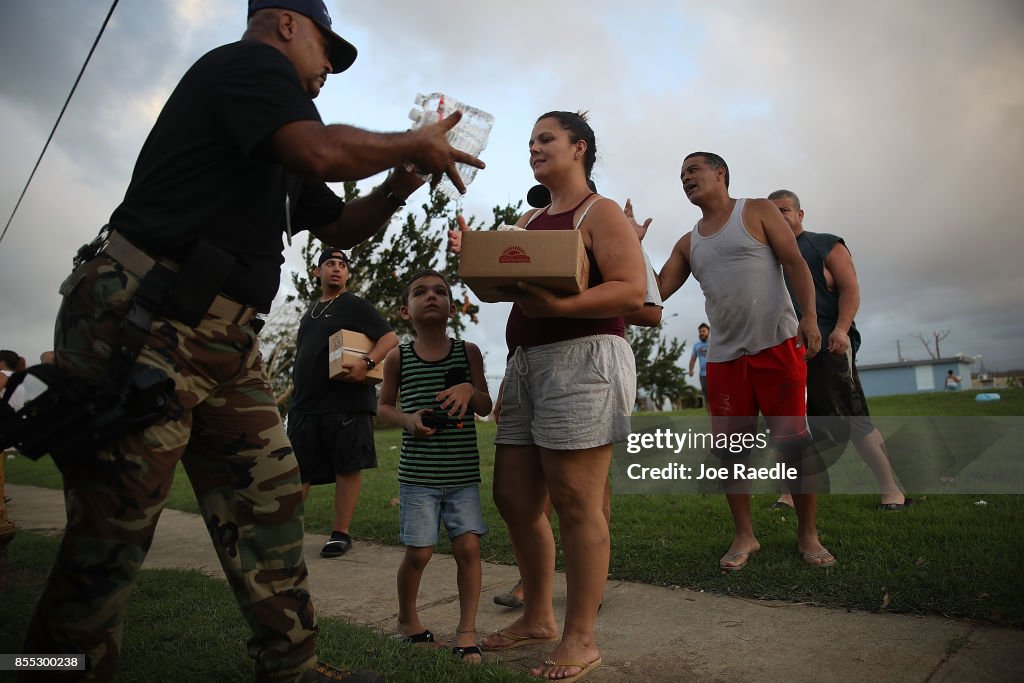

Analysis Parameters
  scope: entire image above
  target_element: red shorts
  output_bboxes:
[706,337,809,446]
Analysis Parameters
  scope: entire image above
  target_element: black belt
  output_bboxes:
[102,231,259,326]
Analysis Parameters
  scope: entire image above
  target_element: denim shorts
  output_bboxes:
[398,483,488,547]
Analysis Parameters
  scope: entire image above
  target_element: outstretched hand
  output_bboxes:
[447,213,470,254]
[624,198,653,240]
[411,111,486,195]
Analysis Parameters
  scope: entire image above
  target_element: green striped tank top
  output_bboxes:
[397,339,481,487]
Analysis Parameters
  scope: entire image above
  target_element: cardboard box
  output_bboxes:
[459,229,590,303]
[328,329,384,385]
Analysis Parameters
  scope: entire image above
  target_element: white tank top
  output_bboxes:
[688,198,798,362]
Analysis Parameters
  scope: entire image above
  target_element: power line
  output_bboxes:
[0,0,120,247]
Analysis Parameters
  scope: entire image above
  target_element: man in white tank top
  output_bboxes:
[627,153,835,569]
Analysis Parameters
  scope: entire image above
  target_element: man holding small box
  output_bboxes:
[289,247,398,557]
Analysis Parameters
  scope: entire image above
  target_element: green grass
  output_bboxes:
[0,532,531,682]
[866,387,1024,416]
[636,385,1024,417]
[6,387,1024,628]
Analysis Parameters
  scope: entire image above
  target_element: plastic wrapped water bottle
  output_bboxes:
[408,92,494,200]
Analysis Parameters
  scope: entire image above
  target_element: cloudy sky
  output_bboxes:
[1,0,1022,390]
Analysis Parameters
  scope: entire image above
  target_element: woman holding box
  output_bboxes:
[452,111,645,682]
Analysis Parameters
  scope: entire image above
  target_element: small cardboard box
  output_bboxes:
[328,329,384,384]
[459,229,590,303]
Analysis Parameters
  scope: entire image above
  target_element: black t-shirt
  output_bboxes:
[290,292,394,414]
[109,40,345,309]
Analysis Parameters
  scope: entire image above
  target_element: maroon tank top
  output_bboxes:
[504,193,626,353]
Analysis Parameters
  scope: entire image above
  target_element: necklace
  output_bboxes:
[310,294,341,319]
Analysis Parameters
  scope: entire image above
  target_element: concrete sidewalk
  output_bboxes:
[5,484,1022,682]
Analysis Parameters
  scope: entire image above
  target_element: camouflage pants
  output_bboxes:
[21,255,317,682]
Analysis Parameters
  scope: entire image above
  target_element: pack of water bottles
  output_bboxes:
[408,93,494,200]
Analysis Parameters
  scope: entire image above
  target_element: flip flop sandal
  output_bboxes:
[393,629,435,644]
[535,657,602,683]
[801,550,837,568]
[320,534,352,558]
[452,645,482,662]
[480,628,558,651]
[719,550,753,571]
[720,544,760,571]
[493,579,525,608]
[879,497,915,511]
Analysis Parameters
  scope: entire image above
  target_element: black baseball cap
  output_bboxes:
[318,247,350,266]
[248,0,358,73]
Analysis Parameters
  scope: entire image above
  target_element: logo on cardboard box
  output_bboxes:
[498,245,531,264]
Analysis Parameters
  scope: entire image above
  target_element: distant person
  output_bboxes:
[768,190,911,511]
[289,247,398,557]
[377,269,492,663]
[39,351,55,365]
[0,350,26,413]
[630,152,835,570]
[689,323,710,409]
[0,350,25,504]
[946,370,962,391]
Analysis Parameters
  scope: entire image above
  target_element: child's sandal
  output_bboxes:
[452,645,482,662]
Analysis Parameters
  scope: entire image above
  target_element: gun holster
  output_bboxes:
[0,363,175,468]
[121,237,237,329]
[0,228,237,467]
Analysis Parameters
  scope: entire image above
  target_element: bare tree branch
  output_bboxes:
[913,329,952,359]
[934,329,950,358]
[914,332,936,359]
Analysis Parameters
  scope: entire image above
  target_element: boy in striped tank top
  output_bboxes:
[378,270,493,663]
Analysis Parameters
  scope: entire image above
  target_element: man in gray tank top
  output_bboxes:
[627,153,835,569]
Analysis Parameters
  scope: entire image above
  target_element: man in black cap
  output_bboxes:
[21,1,481,681]
[289,248,398,560]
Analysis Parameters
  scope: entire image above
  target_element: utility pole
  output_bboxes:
[896,339,904,362]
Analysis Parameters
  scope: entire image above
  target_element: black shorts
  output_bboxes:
[805,350,875,442]
[287,412,378,484]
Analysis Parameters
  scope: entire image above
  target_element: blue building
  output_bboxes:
[857,355,976,398]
